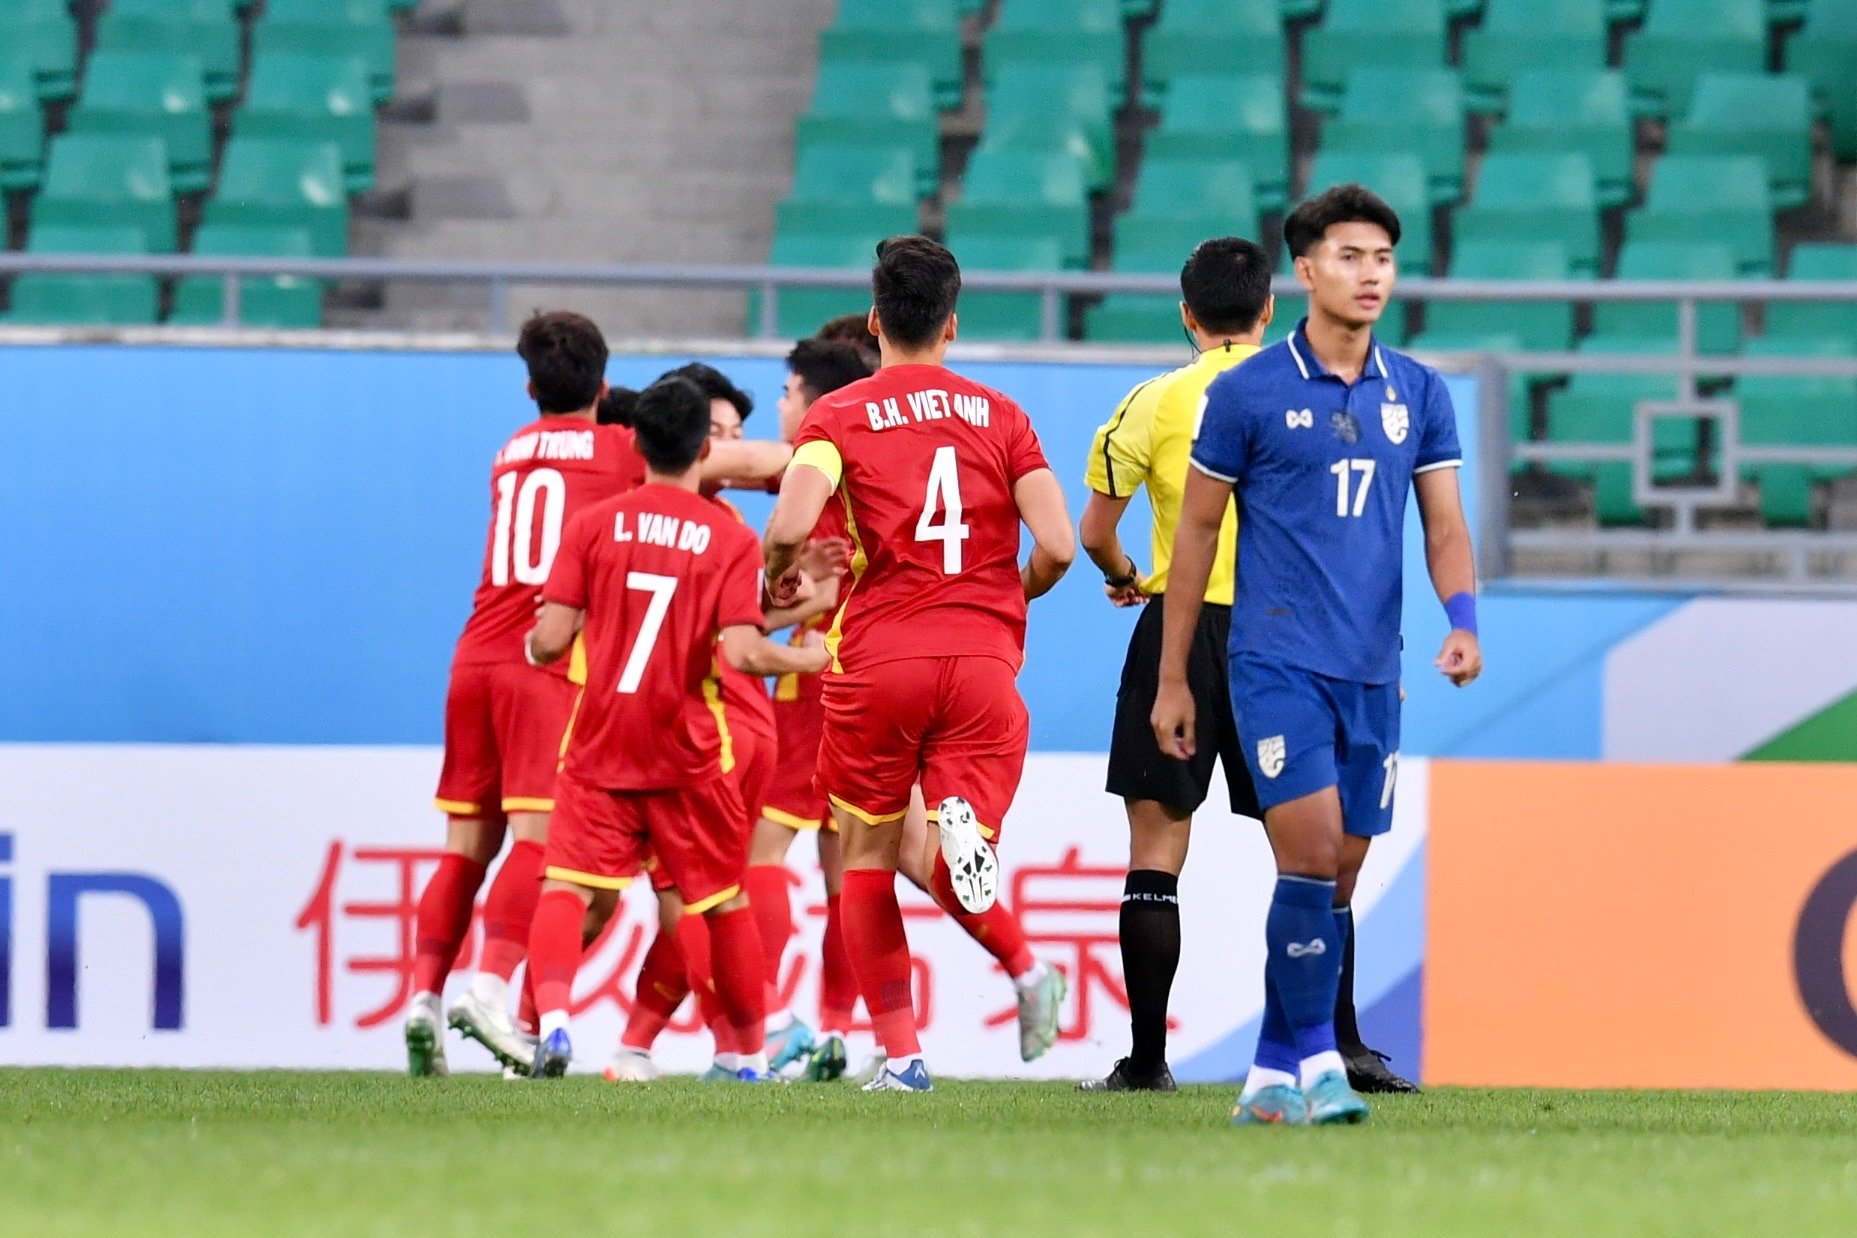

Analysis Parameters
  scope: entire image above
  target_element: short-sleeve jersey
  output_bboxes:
[791,363,1050,672]
[1189,322,1462,685]
[1084,343,1258,604]
[712,498,776,739]
[772,493,850,704]
[452,418,647,673]
[543,484,765,790]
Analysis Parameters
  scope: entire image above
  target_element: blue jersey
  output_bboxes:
[1190,321,1461,685]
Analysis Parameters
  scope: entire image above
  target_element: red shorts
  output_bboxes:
[650,718,774,893]
[761,685,829,832]
[545,769,748,911]
[434,661,577,817]
[817,655,1029,839]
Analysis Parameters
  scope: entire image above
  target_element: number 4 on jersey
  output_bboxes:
[915,445,971,574]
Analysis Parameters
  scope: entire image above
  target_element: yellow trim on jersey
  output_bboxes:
[773,671,801,702]
[683,884,743,916]
[923,807,998,841]
[558,686,585,763]
[544,866,632,891]
[567,632,588,686]
[1084,343,1258,606]
[502,797,554,813]
[761,805,823,832]
[791,439,844,487]
[702,674,738,775]
[829,793,909,826]
[823,488,868,674]
[434,797,481,817]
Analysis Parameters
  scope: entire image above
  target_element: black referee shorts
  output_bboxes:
[1105,594,1262,820]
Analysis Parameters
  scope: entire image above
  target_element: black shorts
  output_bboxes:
[1105,595,1261,819]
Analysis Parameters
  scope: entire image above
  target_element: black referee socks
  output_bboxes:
[1121,869,1182,1072]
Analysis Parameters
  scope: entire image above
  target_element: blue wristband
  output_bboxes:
[1444,592,1477,635]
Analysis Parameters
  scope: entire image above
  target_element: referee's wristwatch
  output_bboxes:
[1104,557,1140,589]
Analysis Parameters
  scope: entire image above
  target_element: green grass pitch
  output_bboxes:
[4,1070,1857,1234]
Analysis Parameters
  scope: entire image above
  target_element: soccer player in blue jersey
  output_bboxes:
[1151,184,1482,1126]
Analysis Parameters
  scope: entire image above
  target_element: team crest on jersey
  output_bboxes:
[1381,402,1410,445]
[1257,735,1286,779]
[1330,411,1360,445]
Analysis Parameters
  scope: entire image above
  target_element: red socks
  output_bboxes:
[744,864,794,989]
[674,913,737,1050]
[622,929,688,1051]
[411,853,487,995]
[706,905,769,1054]
[477,839,544,982]
[516,968,537,1035]
[525,888,587,1019]
[931,851,1036,979]
[841,868,920,1058]
[818,892,857,1035]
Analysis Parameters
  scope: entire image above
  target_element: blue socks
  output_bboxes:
[1263,874,1343,1062]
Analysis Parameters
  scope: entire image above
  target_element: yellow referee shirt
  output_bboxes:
[1084,342,1258,606]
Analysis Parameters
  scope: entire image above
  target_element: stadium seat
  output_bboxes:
[237,54,380,195]
[773,200,920,242]
[1,4,79,101]
[1623,0,1766,119]
[0,56,45,192]
[1140,0,1285,107]
[980,63,1115,193]
[5,224,158,326]
[943,149,1092,269]
[67,52,213,195]
[819,0,965,110]
[783,144,920,209]
[1301,0,1447,114]
[1318,67,1466,205]
[1484,70,1634,208]
[1627,155,1775,276]
[795,61,940,196]
[1788,0,1857,160]
[1145,74,1289,212]
[1460,0,1608,114]
[943,234,1066,342]
[1543,336,1693,526]
[257,0,398,105]
[1454,152,1600,277]
[204,139,350,258]
[984,0,1128,108]
[754,228,887,339]
[30,134,177,254]
[1303,150,1433,273]
[1084,213,1225,343]
[1413,239,1577,352]
[1665,74,1814,210]
[95,1,240,104]
[1127,157,1261,233]
[1735,336,1857,527]
[170,224,324,330]
[1592,241,1744,354]
[1765,243,1857,345]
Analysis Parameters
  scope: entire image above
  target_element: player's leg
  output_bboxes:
[609,889,684,1082]
[739,735,813,1071]
[527,877,620,1077]
[806,822,854,1081]
[835,809,930,1090]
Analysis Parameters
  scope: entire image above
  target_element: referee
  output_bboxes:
[1076,237,1415,1094]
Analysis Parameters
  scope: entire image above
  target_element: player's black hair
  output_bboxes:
[517,310,609,414]
[630,376,712,473]
[1282,184,1403,259]
[871,235,961,349]
[596,385,639,427]
[1180,237,1273,336]
[814,312,880,364]
[662,361,753,423]
[786,338,875,401]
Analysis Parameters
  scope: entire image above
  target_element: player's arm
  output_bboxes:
[1150,466,1228,759]
[1081,383,1157,606]
[526,601,583,667]
[1013,467,1076,601]
[1415,467,1482,687]
[1080,491,1147,607]
[702,438,792,486]
[764,572,839,631]
[720,624,830,676]
[763,442,838,600]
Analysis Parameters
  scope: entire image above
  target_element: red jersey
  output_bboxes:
[713,500,776,740]
[792,363,1049,671]
[772,498,849,706]
[543,484,765,791]
[453,418,647,672]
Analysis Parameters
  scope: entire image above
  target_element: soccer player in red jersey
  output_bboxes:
[764,237,1077,1091]
[524,375,829,1080]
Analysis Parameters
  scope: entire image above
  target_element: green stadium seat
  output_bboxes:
[1766,243,1857,343]
[238,54,379,195]
[1318,67,1465,205]
[773,200,919,241]
[67,52,212,195]
[943,234,1066,342]
[1788,1,1857,160]
[1460,0,1607,114]
[943,149,1092,268]
[1140,0,1285,107]
[782,144,920,217]
[1454,152,1600,277]
[1544,336,1694,526]
[980,63,1115,193]
[1146,74,1289,211]
[1623,0,1765,119]
[6,224,158,326]
[819,0,965,110]
[1665,74,1814,210]
[30,134,177,253]
[96,2,240,104]
[1128,157,1260,231]
[1303,149,1433,273]
[1593,240,1744,354]
[1606,0,1649,19]
[796,61,939,196]
[1484,70,1634,208]
[754,228,884,339]
[1415,239,1577,352]
[984,0,1129,108]
[1627,154,1775,276]
[257,0,398,105]
[171,224,324,329]
[0,7,79,101]
[1301,0,1447,114]
[1085,213,1223,342]
[0,56,45,191]
[1269,249,1410,344]
[204,139,350,258]
[1733,336,1857,527]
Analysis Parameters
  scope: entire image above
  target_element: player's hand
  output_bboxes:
[797,536,850,582]
[767,566,806,609]
[1103,574,1148,608]
[798,629,830,673]
[1150,678,1197,760]
[1435,629,1482,687]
